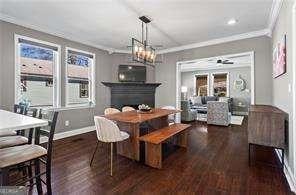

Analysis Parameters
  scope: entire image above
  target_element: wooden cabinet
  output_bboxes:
[248,105,288,168]
[248,105,287,148]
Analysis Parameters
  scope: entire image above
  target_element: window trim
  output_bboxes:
[14,34,61,108]
[65,47,96,108]
[210,71,229,97]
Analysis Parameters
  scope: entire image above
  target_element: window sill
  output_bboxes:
[43,104,95,111]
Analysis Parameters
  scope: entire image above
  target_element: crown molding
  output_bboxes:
[267,0,284,36]
[157,29,270,54]
[0,13,115,53]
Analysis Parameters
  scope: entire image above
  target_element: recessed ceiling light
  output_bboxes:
[228,19,237,25]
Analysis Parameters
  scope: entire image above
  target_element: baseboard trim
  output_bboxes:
[40,126,95,143]
[275,149,296,193]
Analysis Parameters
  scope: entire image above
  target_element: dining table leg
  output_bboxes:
[116,122,140,161]
[116,115,170,161]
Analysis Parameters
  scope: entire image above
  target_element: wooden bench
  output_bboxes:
[138,123,191,169]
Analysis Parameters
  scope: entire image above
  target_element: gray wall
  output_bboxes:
[181,66,251,108]
[0,20,113,133]
[272,0,296,174]
[156,36,272,108]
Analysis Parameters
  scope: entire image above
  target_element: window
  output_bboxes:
[15,35,60,107]
[212,73,229,97]
[195,74,209,96]
[66,48,95,107]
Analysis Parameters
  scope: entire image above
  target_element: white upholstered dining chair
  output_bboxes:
[90,116,129,176]
[122,106,135,112]
[104,108,120,115]
[161,106,176,125]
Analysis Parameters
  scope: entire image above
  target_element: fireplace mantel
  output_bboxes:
[102,82,161,88]
[102,82,161,109]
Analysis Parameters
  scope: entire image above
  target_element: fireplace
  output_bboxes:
[102,82,161,110]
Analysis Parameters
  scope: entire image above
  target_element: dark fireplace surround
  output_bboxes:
[102,82,161,110]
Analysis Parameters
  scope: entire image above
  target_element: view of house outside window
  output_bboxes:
[19,43,55,106]
[66,49,94,106]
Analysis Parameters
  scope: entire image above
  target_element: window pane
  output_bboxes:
[196,75,208,96]
[19,43,54,106]
[213,73,227,97]
[67,51,92,105]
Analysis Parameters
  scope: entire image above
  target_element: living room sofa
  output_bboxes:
[190,96,233,113]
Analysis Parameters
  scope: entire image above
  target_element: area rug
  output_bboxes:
[230,115,244,125]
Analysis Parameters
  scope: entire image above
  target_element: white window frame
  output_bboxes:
[65,47,96,108]
[193,73,210,96]
[14,34,61,108]
[210,72,230,97]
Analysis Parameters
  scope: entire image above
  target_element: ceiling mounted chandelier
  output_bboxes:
[132,16,157,66]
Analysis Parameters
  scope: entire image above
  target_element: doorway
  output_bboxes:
[176,51,254,122]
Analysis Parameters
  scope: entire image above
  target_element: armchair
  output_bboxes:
[207,101,231,126]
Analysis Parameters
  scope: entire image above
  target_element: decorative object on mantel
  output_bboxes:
[130,16,162,66]
[273,34,286,78]
[233,74,246,91]
[138,104,152,113]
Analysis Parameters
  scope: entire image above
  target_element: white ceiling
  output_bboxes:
[0,0,275,53]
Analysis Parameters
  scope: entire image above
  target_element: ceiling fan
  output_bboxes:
[216,59,234,64]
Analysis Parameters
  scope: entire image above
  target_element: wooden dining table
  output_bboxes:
[104,108,181,161]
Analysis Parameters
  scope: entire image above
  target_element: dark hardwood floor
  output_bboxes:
[31,118,291,194]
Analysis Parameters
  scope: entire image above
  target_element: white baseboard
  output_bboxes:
[275,149,296,192]
[39,126,95,143]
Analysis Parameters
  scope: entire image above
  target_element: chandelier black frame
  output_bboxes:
[132,16,156,65]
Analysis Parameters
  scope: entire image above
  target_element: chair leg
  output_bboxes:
[110,142,113,176]
[46,158,52,195]
[34,159,43,195]
[0,168,9,186]
[90,141,99,166]
[28,162,33,189]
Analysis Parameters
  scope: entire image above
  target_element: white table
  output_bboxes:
[0,109,48,132]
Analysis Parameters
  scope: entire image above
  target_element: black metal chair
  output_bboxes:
[14,104,29,136]
[34,110,59,195]
[0,110,58,195]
